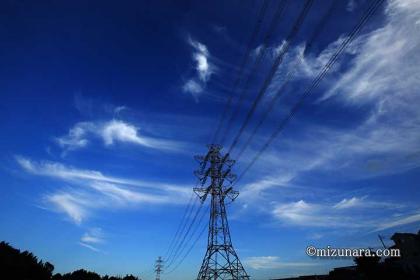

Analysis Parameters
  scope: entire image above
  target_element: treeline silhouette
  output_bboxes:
[0,242,139,280]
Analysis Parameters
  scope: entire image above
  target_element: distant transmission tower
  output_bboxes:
[193,144,249,280]
[155,256,163,280]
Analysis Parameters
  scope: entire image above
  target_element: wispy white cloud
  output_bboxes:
[271,200,364,228]
[16,156,189,194]
[374,213,420,232]
[90,181,175,205]
[182,37,215,101]
[271,198,416,230]
[188,37,212,82]
[56,119,184,153]
[113,106,127,117]
[46,192,89,224]
[182,79,203,94]
[244,256,315,270]
[333,197,365,209]
[265,36,353,99]
[346,0,357,12]
[333,196,401,210]
[182,80,203,102]
[236,0,420,233]
[252,44,264,57]
[79,228,106,253]
[81,228,105,244]
[79,242,102,253]
[321,0,420,104]
[194,51,211,82]
[16,156,190,223]
[56,122,92,151]
[240,173,295,201]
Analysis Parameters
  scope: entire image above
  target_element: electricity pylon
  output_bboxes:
[193,144,249,280]
[155,256,163,280]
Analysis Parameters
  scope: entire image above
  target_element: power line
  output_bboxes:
[138,266,155,280]
[211,0,270,144]
[163,192,195,260]
[218,0,290,145]
[164,195,200,264]
[164,205,209,274]
[227,0,315,154]
[303,0,339,56]
[164,198,200,265]
[234,0,385,184]
[165,203,208,270]
[164,200,206,269]
[163,150,213,269]
[235,0,339,160]
[146,187,200,279]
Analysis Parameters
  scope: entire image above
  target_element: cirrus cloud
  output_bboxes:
[182,37,216,101]
[16,156,191,224]
[56,119,185,154]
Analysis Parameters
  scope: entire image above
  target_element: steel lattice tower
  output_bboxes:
[155,256,163,280]
[193,144,249,280]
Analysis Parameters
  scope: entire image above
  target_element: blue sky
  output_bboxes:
[1,0,420,279]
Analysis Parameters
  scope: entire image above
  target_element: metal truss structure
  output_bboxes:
[193,144,249,280]
[155,256,163,280]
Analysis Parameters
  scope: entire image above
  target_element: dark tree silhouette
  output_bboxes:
[60,269,102,280]
[122,275,138,280]
[0,241,55,280]
[0,241,140,280]
[53,273,63,280]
